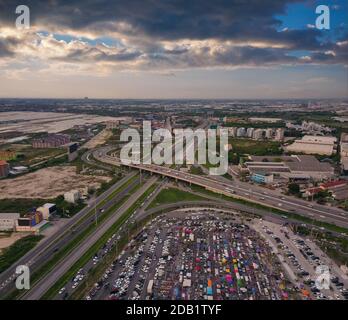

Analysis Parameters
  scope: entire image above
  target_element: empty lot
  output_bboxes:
[0,166,110,199]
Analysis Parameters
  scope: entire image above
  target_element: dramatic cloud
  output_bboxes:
[0,0,347,78]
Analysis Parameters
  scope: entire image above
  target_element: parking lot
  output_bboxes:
[87,210,298,300]
[253,219,348,300]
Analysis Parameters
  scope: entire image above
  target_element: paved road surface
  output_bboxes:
[0,172,136,298]
[23,176,158,300]
[94,148,348,229]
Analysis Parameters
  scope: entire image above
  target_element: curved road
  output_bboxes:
[93,147,348,229]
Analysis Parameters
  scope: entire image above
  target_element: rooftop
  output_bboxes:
[300,135,337,144]
[0,213,20,219]
[320,180,347,189]
[247,155,333,173]
[286,155,333,172]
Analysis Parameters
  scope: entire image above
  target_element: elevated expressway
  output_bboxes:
[93,147,348,230]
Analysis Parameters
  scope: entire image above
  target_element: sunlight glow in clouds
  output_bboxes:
[0,0,347,98]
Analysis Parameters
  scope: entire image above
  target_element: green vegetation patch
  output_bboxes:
[0,199,49,215]
[189,166,206,175]
[0,197,85,217]
[228,138,282,156]
[148,187,207,209]
[0,235,44,273]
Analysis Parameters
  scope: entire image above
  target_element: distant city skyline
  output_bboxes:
[0,0,347,99]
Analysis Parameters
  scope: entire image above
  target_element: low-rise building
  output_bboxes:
[303,187,323,198]
[244,155,334,181]
[64,190,81,204]
[236,127,246,137]
[0,160,10,178]
[275,128,285,141]
[0,213,20,231]
[252,129,263,140]
[265,128,274,139]
[249,117,283,123]
[37,203,57,219]
[32,134,70,148]
[228,127,237,137]
[250,172,274,184]
[303,180,348,200]
[0,150,17,161]
[285,135,337,155]
[246,128,254,138]
[16,211,43,232]
[340,133,348,175]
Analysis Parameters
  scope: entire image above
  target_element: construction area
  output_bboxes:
[0,166,110,199]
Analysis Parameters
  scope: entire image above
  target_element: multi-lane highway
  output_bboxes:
[22,176,158,300]
[2,116,347,300]
[93,148,348,229]
[30,122,207,300]
[0,171,138,299]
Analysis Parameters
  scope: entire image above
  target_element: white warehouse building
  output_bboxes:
[285,135,337,155]
[0,213,20,231]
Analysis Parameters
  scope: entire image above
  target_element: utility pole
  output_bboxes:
[95,193,98,226]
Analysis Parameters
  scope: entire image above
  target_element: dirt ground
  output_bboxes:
[0,111,127,134]
[83,129,113,149]
[0,233,28,253]
[0,166,110,199]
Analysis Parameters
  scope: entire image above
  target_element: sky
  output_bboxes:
[0,0,347,99]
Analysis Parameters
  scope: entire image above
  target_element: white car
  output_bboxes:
[72,283,79,289]
[58,287,66,295]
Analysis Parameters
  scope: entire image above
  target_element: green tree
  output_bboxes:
[288,183,300,195]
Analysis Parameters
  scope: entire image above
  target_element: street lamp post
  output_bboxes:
[95,193,98,226]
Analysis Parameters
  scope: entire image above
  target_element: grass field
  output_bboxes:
[0,196,85,217]
[189,166,206,175]
[0,235,44,273]
[4,145,66,167]
[147,187,207,209]
[228,138,282,156]
[0,199,50,215]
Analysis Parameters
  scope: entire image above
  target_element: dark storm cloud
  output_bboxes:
[0,40,13,57]
[142,45,300,70]
[0,36,20,57]
[57,46,142,63]
[0,0,347,68]
[0,0,323,49]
